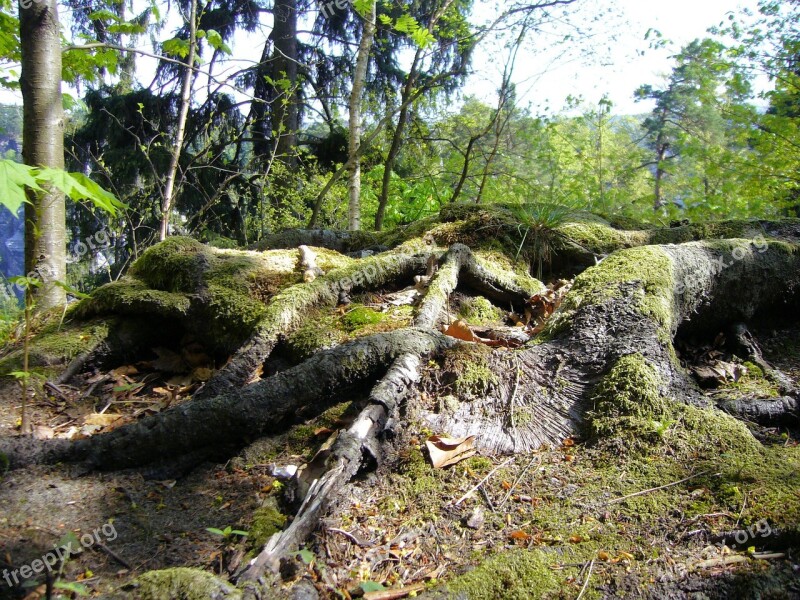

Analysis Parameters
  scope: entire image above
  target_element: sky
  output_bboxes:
[0,0,767,116]
[467,0,765,115]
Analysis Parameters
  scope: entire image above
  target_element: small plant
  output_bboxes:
[206,526,249,542]
[8,275,40,434]
[511,199,586,280]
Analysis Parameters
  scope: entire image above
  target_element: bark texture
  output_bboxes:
[20,0,66,309]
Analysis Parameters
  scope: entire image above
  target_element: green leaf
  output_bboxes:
[163,37,190,58]
[9,276,40,289]
[205,29,231,54]
[53,281,91,300]
[206,527,226,537]
[35,168,125,215]
[295,549,315,564]
[53,581,90,596]
[57,531,83,556]
[360,581,387,593]
[0,160,41,213]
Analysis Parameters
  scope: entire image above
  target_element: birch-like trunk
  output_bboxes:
[347,0,376,232]
[19,0,66,310]
[159,0,197,241]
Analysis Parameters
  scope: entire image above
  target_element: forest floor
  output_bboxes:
[1,296,799,599]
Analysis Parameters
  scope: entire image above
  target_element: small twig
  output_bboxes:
[453,457,514,507]
[479,486,495,511]
[498,455,540,509]
[94,542,132,570]
[576,558,595,600]
[603,470,717,507]
[735,493,748,529]
[327,528,373,548]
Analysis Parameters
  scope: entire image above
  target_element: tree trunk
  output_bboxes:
[159,0,197,241]
[19,0,66,310]
[270,0,299,170]
[347,0,376,232]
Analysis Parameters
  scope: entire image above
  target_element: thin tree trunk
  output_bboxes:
[159,0,198,241]
[270,0,299,170]
[347,0,377,232]
[375,56,419,231]
[20,0,67,310]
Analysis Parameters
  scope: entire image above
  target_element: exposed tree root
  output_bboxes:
[4,223,800,598]
[196,243,437,399]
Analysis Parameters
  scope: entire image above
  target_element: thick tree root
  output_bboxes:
[719,395,800,426]
[0,329,454,470]
[196,243,436,399]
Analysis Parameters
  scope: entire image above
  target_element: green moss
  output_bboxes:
[556,221,648,254]
[132,568,240,600]
[284,313,346,362]
[445,549,561,600]
[544,246,675,340]
[75,278,192,319]
[130,236,208,292]
[0,318,110,376]
[458,296,503,325]
[589,353,668,440]
[249,500,287,548]
[443,344,497,400]
[342,306,385,331]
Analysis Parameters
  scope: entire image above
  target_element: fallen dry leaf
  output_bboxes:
[444,320,480,343]
[83,413,125,427]
[425,435,477,469]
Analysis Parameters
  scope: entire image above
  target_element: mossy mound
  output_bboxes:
[129,567,240,600]
[69,238,356,355]
[0,317,110,377]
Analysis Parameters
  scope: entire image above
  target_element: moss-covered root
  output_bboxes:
[121,567,240,600]
[414,243,542,329]
[197,239,435,399]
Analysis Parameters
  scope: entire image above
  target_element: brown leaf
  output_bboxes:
[112,365,139,377]
[425,435,477,469]
[509,530,531,542]
[83,413,125,428]
[444,320,480,343]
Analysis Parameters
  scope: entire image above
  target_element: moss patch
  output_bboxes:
[442,344,497,400]
[342,306,385,331]
[284,311,347,363]
[132,567,240,600]
[248,499,287,548]
[457,296,503,326]
[0,318,110,376]
[444,549,562,600]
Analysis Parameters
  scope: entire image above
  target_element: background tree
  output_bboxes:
[19,0,66,310]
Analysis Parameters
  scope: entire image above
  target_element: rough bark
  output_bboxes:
[19,0,66,310]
